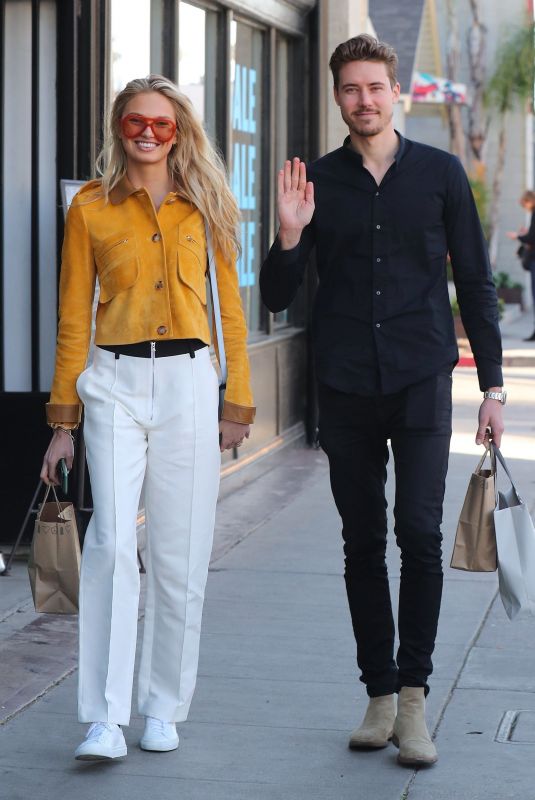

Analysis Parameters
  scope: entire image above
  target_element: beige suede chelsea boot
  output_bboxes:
[348,693,396,749]
[391,686,437,766]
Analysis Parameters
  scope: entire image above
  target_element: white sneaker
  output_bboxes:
[139,717,179,752]
[74,722,127,761]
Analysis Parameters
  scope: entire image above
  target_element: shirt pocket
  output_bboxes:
[94,231,139,303]
[177,228,207,305]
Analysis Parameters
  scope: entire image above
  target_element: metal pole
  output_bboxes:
[1,480,43,575]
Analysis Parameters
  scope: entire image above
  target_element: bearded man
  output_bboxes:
[260,34,505,766]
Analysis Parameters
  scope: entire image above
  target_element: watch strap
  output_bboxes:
[483,390,506,404]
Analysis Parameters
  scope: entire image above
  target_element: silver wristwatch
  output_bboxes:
[483,389,507,405]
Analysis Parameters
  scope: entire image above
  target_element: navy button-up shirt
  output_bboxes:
[260,134,502,394]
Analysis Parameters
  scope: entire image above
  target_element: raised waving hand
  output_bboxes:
[277,158,314,250]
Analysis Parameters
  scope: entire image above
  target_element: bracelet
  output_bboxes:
[56,426,76,444]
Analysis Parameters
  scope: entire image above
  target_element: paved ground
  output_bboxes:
[501,308,535,365]
[1,312,534,800]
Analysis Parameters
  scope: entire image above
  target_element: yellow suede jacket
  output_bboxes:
[47,177,255,427]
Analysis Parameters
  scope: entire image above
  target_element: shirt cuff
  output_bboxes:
[46,403,82,428]
[273,237,302,266]
[221,400,256,425]
[476,362,504,392]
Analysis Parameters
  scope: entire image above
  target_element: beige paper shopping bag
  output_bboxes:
[451,446,497,572]
[28,485,81,614]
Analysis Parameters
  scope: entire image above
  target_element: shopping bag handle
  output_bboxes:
[39,483,63,519]
[476,443,496,474]
[205,220,227,389]
[491,442,523,503]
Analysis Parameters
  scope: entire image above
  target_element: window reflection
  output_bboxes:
[179,2,205,119]
[110,0,151,98]
[274,36,290,326]
[178,2,216,137]
[230,19,264,333]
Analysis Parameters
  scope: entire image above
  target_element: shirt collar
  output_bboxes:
[109,174,181,205]
[342,130,406,167]
[109,174,139,205]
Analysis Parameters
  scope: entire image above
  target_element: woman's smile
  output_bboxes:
[134,140,159,151]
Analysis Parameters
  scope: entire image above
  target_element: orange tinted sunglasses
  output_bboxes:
[121,114,177,143]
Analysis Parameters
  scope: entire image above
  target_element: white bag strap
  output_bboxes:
[492,443,523,503]
[205,221,227,387]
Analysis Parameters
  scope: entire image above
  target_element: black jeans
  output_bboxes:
[318,373,452,697]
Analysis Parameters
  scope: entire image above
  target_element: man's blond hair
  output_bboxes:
[329,34,398,89]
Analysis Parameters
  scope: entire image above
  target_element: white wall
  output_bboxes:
[3,1,32,391]
[3,0,58,391]
[318,0,369,154]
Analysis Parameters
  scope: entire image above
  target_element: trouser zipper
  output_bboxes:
[150,341,156,420]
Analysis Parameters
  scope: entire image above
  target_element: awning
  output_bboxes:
[412,72,467,104]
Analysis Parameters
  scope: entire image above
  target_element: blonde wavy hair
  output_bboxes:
[96,75,240,260]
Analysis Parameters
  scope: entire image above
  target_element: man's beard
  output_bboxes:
[342,108,393,138]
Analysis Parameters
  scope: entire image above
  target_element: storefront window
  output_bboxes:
[274,35,290,326]
[230,19,264,334]
[110,0,151,98]
[178,1,217,138]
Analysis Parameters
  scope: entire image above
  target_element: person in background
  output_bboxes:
[41,75,255,761]
[260,34,505,767]
[507,189,535,342]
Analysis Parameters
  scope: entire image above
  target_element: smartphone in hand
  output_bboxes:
[57,458,69,494]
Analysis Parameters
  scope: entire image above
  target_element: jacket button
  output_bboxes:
[151,233,161,242]
[185,234,193,241]
[155,280,164,290]
[157,325,167,335]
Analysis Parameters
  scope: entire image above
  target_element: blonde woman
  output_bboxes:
[40,76,255,760]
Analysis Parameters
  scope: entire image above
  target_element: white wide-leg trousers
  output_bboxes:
[75,345,221,725]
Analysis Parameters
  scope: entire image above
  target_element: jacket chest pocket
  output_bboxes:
[95,232,139,303]
[177,230,207,305]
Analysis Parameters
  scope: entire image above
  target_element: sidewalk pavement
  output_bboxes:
[501,308,535,366]
[1,315,534,800]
